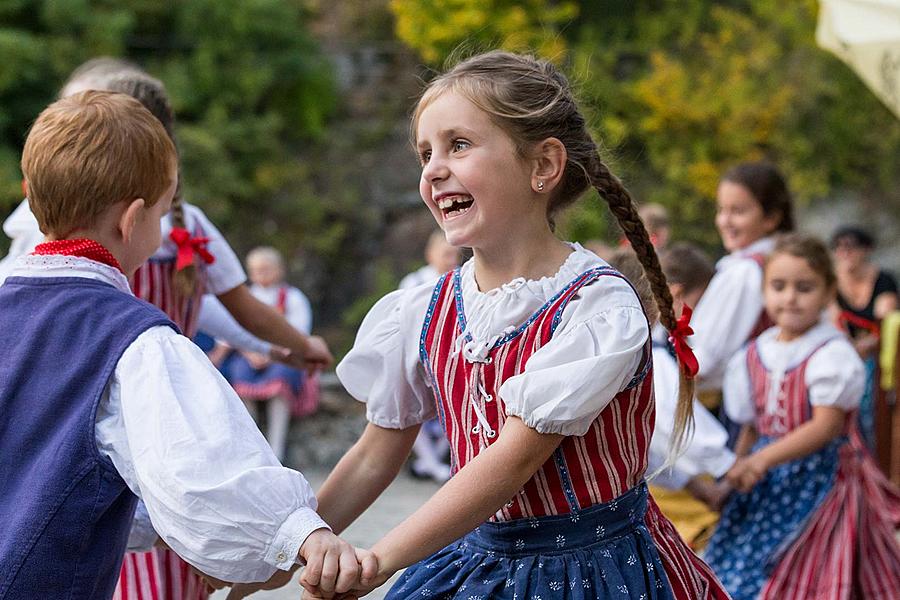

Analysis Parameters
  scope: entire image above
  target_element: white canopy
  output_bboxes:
[817,0,900,118]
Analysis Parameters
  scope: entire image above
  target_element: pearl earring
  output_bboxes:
[537,180,544,192]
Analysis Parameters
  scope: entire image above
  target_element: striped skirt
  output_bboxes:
[385,482,729,600]
[113,548,208,600]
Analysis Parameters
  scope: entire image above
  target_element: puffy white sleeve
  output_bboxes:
[691,260,764,390]
[97,327,327,582]
[723,346,756,425]
[336,285,436,429]
[501,278,648,437]
[185,205,247,295]
[648,347,735,485]
[806,339,866,411]
[285,287,313,335]
[197,294,271,355]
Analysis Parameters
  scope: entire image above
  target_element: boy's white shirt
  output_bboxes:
[8,254,327,583]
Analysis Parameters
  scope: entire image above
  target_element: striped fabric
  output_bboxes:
[113,548,208,600]
[130,257,206,338]
[116,224,212,600]
[421,267,730,599]
[743,341,900,599]
[745,341,816,436]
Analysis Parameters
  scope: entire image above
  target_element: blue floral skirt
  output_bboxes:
[385,482,677,599]
[702,437,841,600]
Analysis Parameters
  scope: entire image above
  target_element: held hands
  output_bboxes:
[269,334,333,375]
[296,529,378,599]
[725,453,769,493]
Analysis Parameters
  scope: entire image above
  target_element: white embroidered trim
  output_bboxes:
[11,254,132,295]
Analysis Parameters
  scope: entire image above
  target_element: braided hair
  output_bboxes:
[413,51,696,452]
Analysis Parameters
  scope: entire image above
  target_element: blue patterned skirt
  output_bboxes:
[385,482,677,599]
[702,437,841,600]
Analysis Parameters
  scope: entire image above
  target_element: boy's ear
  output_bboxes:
[118,198,146,244]
[668,282,685,302]
[531,137,567,194]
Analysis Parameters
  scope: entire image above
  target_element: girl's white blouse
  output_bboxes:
[647,325,735,490]
[336,243,649,437]
[8,254,327,583]
[691,236,775,391]
[723,320,865,425]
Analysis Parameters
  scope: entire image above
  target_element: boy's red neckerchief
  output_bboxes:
[669,305,700,378]
[32,239,124,273]
[169,227,215,271]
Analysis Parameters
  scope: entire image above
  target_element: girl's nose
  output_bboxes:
[423,155,449,183]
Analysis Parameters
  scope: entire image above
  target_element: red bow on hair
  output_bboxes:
[169,227,215,271]
[668,305,700,378]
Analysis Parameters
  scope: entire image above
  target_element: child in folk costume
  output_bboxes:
[64,66,333,600]
[226,246,317,461]
[0,92,369,600]
[302,51,729,600]
[689,162,795,443]
[703,234,900,599]
[608,245,735,550]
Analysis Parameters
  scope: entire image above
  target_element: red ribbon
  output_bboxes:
[837,310,880,338]
[668,304,700,378]
[169,227,215,271]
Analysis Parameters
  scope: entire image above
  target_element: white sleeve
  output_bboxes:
[96,327,327,582]
[649,347,735,482]
[336,286,436,428]
[501,304,648,437]
[185,205,246,295]
[284,287,313,335]
[691,260,764,390]
[806,339,866,411]
[197,295,271,355]
[723,346,756,425]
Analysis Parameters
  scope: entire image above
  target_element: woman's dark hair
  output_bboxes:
[830,225,875,250]
[722,161,794,232]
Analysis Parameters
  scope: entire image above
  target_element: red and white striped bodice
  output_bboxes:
[746,337,840,437]
[421,267,654,522]
[129,225,208,338]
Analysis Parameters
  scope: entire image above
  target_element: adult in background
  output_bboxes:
[831,225,898,448]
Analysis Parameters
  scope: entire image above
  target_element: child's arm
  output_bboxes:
[331,417,564,594]
[728,406,845,492]
[732,424,758,457]
[217,284,332,369]
[316,423,421,534]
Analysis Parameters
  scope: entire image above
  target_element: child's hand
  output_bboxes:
[297,529,361,597]
[243,351,272,371]
[301,335,333,373]
[300,547,382,600]
[726,455,768,493]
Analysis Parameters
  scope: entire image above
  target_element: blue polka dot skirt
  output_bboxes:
[702,437,841,600]
[385,482,677,600]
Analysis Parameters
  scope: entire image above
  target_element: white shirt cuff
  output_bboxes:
[265,507,330,570]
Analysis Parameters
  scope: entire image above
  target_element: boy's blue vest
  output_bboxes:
[0,275,176,599]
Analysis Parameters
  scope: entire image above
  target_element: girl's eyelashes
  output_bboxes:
[418,139,470,166]
[419,149,432,166]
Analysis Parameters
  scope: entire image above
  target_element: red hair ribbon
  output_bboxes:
[668,304,700,378]
[169,227,215,271]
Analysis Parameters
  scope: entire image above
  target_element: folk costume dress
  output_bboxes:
[690,237,775,447]
[2,245,326,599]
[116,204,248,600]
[226,283,317,417]
[337,244,730,599]
[703,320,900,599]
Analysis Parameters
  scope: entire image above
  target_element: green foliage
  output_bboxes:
[388,0,900,250]
[389,0,578,65]
[0,0,338,257]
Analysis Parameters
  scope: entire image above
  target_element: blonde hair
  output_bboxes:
[413,51,695,450]
[22,91,176,237]
[246,246,285,271]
